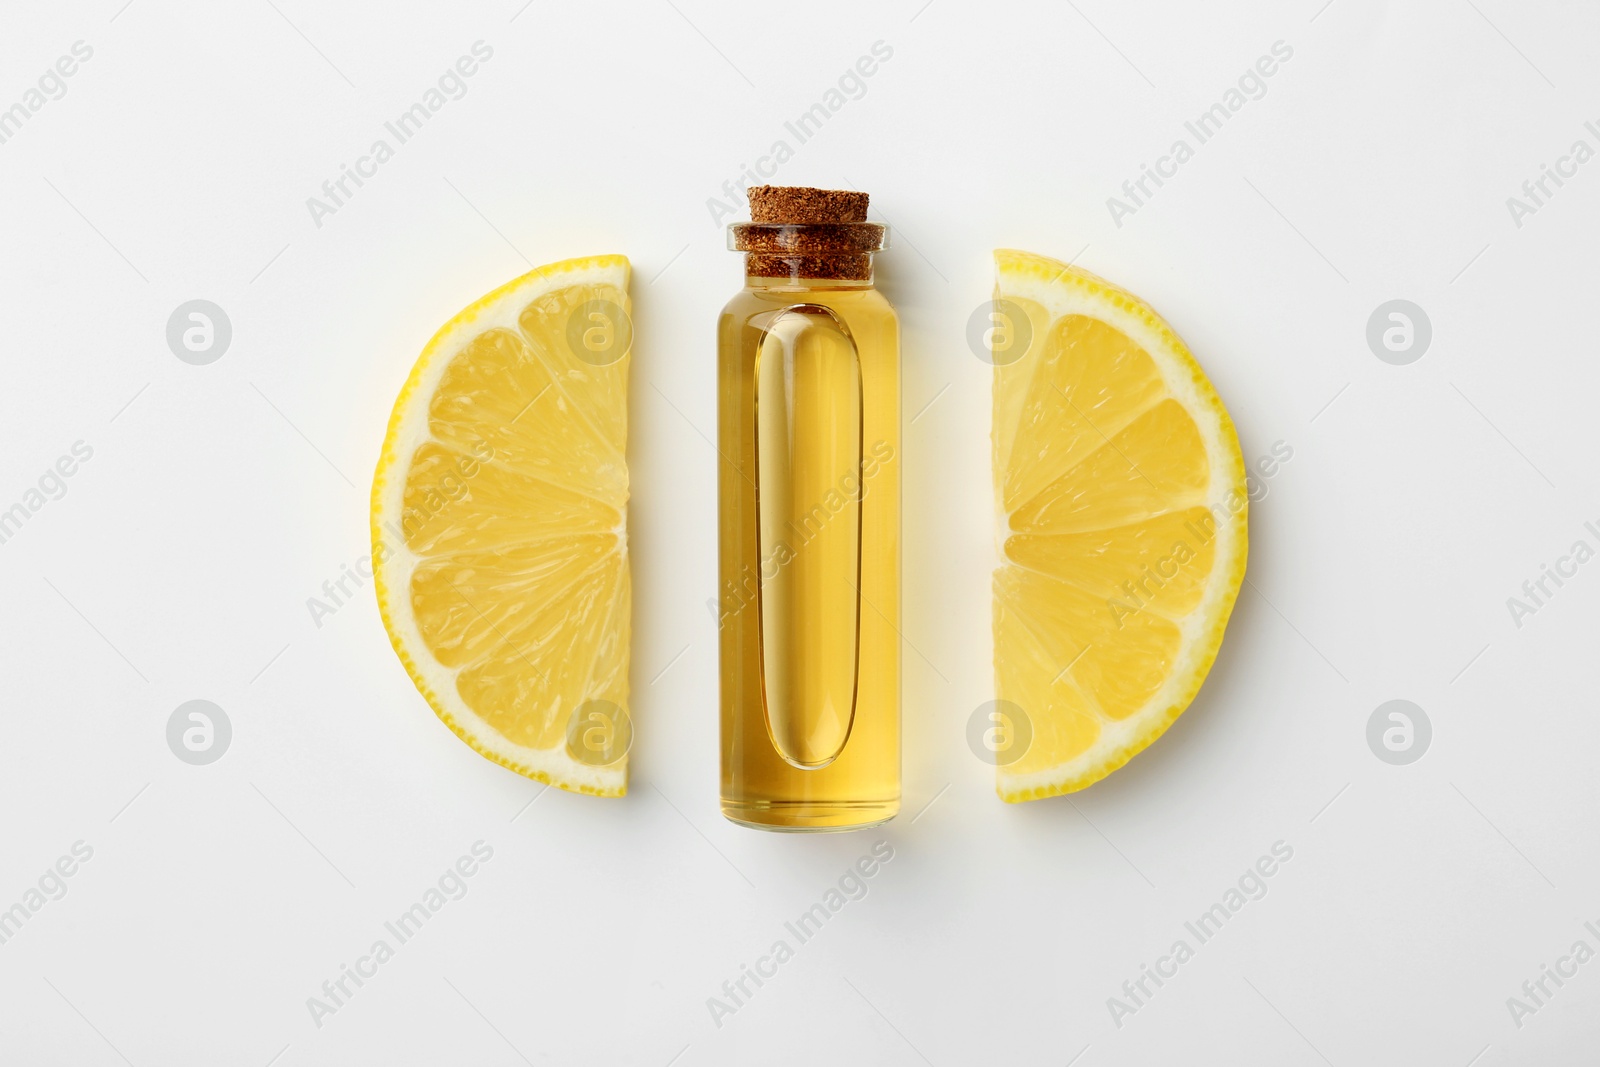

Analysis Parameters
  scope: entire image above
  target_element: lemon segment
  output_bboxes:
[992,249,1247,801]
[372,255,632,796]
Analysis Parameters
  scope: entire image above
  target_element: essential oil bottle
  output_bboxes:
[717,186,900,831]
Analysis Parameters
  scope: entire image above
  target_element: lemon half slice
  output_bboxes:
[992,249,1247,801]
[372,255,632,796]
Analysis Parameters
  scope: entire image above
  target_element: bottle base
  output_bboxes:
[720,798,898,833]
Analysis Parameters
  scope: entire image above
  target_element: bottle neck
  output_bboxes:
[729,222,886,293]
[743,271,876,293]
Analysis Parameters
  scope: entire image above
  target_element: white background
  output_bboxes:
[2,0,1598,1064]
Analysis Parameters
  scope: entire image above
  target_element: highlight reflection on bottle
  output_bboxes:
[717,186,900,831]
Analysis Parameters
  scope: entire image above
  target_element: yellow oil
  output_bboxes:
[717,275,900,830]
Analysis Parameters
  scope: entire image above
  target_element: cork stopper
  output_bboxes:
[748,185,869,224]
[731,185,886,281]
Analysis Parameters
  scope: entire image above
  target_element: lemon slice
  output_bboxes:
[372,255,632,796]
[991,249,1247,801]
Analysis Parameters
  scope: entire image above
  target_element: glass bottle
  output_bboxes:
[716,188,900,831]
